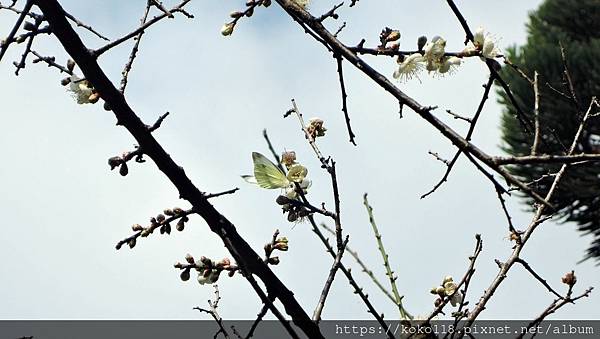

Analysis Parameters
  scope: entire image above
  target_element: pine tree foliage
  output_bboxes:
[500,0,600,262]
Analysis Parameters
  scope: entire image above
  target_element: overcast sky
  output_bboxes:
[1,0,597,321]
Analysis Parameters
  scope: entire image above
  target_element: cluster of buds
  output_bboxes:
[4,19,45,46]
[175,254,238,285]
[430,276,463,307]
[378,27,401,50]
[306,118,327,139]
[62,74,100,105]
[116,207,190,250]
[220,0,273,37]
[108,149,145,177]
[263,233,289,265]
[277,151,312,222]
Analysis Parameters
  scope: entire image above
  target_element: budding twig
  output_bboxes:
[364,193,411,320]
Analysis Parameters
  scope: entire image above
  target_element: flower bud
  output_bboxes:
[119,163,128,176]
[386,30,401,42]
[185,253,195,264]
[156,214,166,223]
[180,269,191,281]
[276,195,292,205]
[173,207,184,215]
[23,21,36,31]
[561,271,577,286]
[417,36,427,51]
[268,256,280,265]
[128,238,136,248]
[221,23,234,36]
[176,219,185,231]
[229,11,244,18]
[67,59,76,72]
[132,224,144,231]
[108,156,122,169]
[88,92,100,104]
[281,151,297,167]
[274,242,288,251]
[61,77,71,86]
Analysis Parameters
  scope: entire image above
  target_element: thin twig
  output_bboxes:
[421,75,495,199]
[515,258,563,300]
[92,0,192,57]
[364,194,410,320]
[119,0,152,93]
[463,98,599,327]
[515,287,593,339]
[193,285,230,339]
[320,223,396,304]
[492,153,600,165]
[531,71,541,155]
[445,109,472,123]
[63,9,109,41]
[313,235,349,322]
[335,55,356,145]
[0,0,33,63]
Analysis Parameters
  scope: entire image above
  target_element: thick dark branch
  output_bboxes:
[35,1,323,337]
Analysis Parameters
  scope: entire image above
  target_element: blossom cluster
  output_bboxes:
[430,275,464,307]
[62,75,100,105]
[393,27,501,82]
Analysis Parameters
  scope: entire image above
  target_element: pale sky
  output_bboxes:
[1,0,597,321]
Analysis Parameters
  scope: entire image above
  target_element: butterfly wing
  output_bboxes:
[252,152,289,189]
